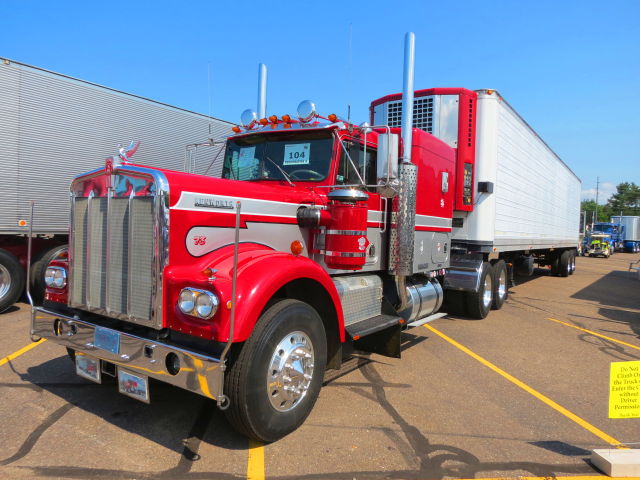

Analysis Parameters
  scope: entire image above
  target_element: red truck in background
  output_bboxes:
[31,33,580,442]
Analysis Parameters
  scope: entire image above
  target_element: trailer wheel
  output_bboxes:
[550,254,560,275]
[569,252,576,275]
[0,249,25,313]
[464,262,493,319]
[491,260,508,310]
[30,244,68,305]
[558,251,571,277]
[224,299,327,442]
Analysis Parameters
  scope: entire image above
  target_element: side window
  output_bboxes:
[336,141,377,190]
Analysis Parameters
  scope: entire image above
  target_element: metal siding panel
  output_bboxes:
[0,64,20,230]
[1,60,231,234]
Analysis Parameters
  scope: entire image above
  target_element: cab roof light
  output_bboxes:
[259,118,269,126]
[231,126,241,133]
[327,113,338,123]
[269,115,278,123]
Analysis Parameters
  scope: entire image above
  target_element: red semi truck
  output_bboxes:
[31,34,580,441]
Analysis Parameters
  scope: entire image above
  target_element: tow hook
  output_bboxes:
[216,395,230,410]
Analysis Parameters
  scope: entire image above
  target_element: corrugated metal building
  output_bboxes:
[0,58,232,234]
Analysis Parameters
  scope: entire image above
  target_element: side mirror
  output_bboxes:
[376,133,399,197]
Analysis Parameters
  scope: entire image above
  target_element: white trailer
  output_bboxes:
[452,90,581,252]
[372,87,580,318]
[0,58,232,311]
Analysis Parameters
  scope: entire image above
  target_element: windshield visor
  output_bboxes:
[222,130,333,182]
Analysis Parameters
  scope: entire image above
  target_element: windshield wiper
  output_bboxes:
[264,156,295,187]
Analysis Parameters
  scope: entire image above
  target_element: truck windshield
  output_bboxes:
[593,224,613,234]
[221,130,333,182]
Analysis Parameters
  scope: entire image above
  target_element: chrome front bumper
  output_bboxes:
[31,306,223,401]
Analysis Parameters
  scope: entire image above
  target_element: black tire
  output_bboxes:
[30,244,68,305]
[550,253,560,275]
[0,249,25,313]
[491,259,508,310]
[569,252,576,275]
[464,262,493,319]
[224,299,327,442]
[559,251,571,277]
[66,347,76,363]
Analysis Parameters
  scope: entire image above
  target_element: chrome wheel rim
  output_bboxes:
[482,274,493,308]
[0,264,11,300]
[267,330,314,412]
[497,269,507,300]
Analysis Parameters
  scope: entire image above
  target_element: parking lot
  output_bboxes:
[1,253,639,480]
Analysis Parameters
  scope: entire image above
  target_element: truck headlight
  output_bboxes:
[44,266,67,289]
[177,288,219,319]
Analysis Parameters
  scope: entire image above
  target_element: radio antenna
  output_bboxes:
[347,23,352,120]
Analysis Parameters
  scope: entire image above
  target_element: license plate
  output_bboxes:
[118,369,150,403]
[75,353,101,383]
[94,327,120,354]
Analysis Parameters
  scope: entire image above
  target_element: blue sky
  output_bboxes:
[2,0,638,203]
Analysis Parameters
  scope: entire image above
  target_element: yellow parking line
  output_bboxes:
[548,317,640,352]
[247,439,265,480]
[0,339,46,367]
[456,477,608,480]
[424,324,625,448]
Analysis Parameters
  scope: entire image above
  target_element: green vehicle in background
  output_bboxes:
[584,234,612,258]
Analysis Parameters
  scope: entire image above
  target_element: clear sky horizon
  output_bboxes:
[2,0,638,204]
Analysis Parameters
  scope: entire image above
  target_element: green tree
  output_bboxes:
[607,182,640,216]
[581,199,611,224]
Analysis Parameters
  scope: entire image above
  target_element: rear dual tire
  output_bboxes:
[0,249,25,313]
[464,262,494,319]
[491,260,508,310]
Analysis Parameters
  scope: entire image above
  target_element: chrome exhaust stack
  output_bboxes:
[257,63,267,119]
[390,32,418,310]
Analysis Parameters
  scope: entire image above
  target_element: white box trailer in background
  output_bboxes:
[611,216,640,252]
[0,58,232,311]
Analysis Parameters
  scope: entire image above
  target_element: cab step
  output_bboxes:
[346,314,403,339]
[346,314,403,358]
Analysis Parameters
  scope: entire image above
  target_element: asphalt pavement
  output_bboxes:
[1,252,639,479]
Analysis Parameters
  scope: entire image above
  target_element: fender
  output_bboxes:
[164,243,345,343]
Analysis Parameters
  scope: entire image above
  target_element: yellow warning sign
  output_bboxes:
[609,361,640,418]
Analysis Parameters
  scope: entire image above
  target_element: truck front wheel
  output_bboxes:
[224,299,327,442]
[0,249,25,313]
[464,262,493,319]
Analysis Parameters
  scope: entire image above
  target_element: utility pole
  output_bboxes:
[594,176,600,225]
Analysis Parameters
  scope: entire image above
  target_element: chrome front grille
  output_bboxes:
[69,168,167,329]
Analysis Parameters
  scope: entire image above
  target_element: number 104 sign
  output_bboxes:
[283,143,310,165]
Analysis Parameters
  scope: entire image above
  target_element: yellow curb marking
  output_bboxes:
[548,317,640,352]
[0,339,46,367]
[424,324,625,448]
[247,438,265,480]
